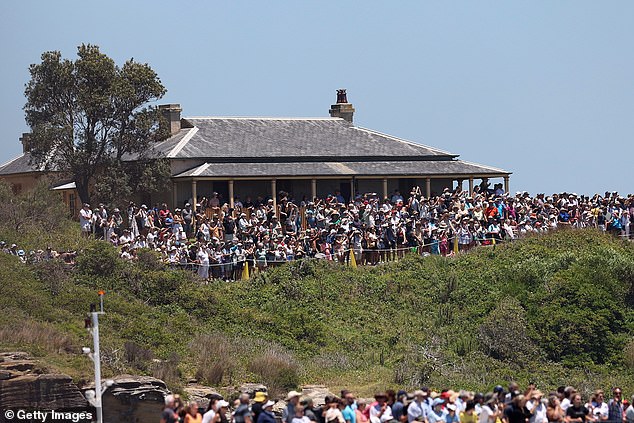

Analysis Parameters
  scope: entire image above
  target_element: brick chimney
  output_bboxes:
[159,104,182,136]
[329,89,355,123]
[20,133,32,153]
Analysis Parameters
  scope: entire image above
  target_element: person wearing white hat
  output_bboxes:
[283,391,302,423]
[408,390,430,423]
[212,400,230,423]
[79,203,93,238]
[257,401,277,423]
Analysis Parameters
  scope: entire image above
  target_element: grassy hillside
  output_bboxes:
[2,224,634,397]
[1,184,633,395]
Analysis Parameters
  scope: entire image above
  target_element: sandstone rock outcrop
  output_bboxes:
[98,375,170,423]
[0,352,89,411]
[183,383,223,409]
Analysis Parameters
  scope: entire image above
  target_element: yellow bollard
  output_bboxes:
[242,261,249,280]
[349,250,357,268]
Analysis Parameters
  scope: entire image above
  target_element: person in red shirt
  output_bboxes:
[484,202,500,220]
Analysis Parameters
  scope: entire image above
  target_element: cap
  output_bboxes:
[432,398,445,407]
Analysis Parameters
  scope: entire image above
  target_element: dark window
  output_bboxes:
[69,193,76,218]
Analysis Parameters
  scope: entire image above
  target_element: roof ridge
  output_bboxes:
[457,159,510,174]
[167,127,199,158]
[184,117,343,121]
[353,127,456,157]
[191,162,211,176]
[0,153,26,170]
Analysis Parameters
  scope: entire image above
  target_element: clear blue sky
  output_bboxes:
[1,1,632,195]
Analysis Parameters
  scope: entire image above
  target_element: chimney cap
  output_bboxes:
[336,89,348,104]
[20,133,32,153]
[159,103,182,110]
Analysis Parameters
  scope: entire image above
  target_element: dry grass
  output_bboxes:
[0,319,77,354]
[152,353,182,388]
[248,348,299,398]
[192,333,236,386]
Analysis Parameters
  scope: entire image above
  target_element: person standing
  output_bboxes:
[183,203,194,237]
[185,402,203,423]
[625,396,634,423]
[294,406,316,423]
[202,398,218,423]
[161,394,179,423]
[391,391,407,423]
[590,390,609,422]
[607,388,624,423]
[343,392,358,423]
[283,391,302,423]
[479,394,501,423]
[257,401,277,423]
[460,401,478,423]
[234,394,253,423]
[197,243,210,280]
[565,394,592,423]
[527,391,547,423]
[79,203,93,238]
[408,391,429,423]
[503,395,529,423]
[252,392,268,423]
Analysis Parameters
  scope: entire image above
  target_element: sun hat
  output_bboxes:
[286,391,302,401]
[254,391,268,402]
[217,400,230,408]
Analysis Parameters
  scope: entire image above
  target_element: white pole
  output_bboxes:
[91,311,103,423]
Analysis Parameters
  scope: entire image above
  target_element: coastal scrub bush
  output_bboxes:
[75,241,122,277]
[248,348,300,398]
[478,297,539,363]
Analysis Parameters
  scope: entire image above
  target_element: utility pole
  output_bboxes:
[84,290,106,423]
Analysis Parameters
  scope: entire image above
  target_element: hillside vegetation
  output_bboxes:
[1,186,634,397]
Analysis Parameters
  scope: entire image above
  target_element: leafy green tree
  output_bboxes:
[24,44,169,204]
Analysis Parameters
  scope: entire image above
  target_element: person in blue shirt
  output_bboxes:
[444,404,459,423]
[341,391,357,423]
[392,391,407,422]
[257,401,277,423]
[408,391,429,423]
[427,399,447,423]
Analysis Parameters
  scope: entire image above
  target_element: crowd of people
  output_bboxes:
[160,383,634,423]
[4,185,633,280]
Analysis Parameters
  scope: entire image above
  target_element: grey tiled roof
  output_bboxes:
[0,153,44,175]
[152,118,456,160]
[174,160,508,178]
[128,128,192,160]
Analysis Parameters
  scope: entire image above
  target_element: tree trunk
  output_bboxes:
[76,176,91,205]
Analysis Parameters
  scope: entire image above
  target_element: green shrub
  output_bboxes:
[75,241,122,277]
[478,297,539,363]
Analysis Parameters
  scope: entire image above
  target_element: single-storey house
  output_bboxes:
[0,90,510,212]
